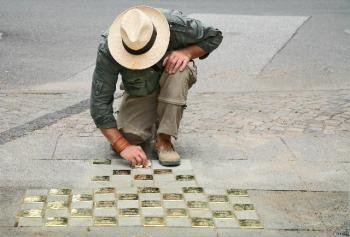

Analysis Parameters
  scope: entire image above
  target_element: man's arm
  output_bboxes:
[163,12,223,74]
[90,35,148,166]
[163,45,206,74]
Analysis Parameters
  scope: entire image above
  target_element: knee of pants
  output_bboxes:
[158,68,194,106]
[119,130,146,145]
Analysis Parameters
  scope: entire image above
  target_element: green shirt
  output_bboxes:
[90,9,223,128]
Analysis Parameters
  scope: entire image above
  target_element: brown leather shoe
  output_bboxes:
[155,134,180,166]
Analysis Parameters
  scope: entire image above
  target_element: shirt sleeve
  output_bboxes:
[168,11,223,59]
[90,33,121,128]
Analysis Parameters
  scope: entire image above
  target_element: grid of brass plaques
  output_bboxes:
[16,163,263,229]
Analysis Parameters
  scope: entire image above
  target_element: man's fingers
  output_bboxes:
[134,155,143,165]
[163,55,169,66]
[172,59,183,74]
[129,157,137,166]
[179,59,189,72]
[167,57,179,74]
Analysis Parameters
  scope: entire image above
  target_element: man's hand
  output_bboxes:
[163,50,190,74]
[120,145,148,166]
[162,45,207,74]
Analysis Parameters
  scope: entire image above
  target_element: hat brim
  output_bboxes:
[108,5,170,70]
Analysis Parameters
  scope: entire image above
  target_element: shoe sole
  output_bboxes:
[159,159,181,167]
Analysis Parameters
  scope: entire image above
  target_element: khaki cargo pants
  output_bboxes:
[117,61,197,145]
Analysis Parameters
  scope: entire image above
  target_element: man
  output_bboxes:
[90,5,222,167]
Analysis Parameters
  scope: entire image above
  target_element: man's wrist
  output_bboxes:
[112,136,131,153]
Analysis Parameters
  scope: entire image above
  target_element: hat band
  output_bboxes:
[122,26,157,55]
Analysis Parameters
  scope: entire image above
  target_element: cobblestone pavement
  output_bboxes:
[0,91,86,133]
[30,89,350,138]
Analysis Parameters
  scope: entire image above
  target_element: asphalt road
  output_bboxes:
[0,0,349,89]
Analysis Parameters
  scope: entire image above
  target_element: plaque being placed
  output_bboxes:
[113,170,131,175]
[154,169,172,175]
[227,188,248,197]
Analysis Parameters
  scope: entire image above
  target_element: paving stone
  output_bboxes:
[209,202,232,210]
[94,188,116,201]
[21,202,45,210]
[235,210,260,220]
[214,218,240,228]
[166,217,192,227]
[118,208,142,226]
[189,209,213,218]
[139,193,162,201]
[70,208,93,226]
[17,209,43,227]
[94,201,117,216]
[163,200,187,209]
[141,207,164,217]
[184,193,208,201]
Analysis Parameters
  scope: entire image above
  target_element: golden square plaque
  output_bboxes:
[176,175,195,181]
[71,208,93,217]
[72,194,93,202]
[163,193,183,200]
[153,169,172,175]
[187,201,209,209]
[95,201,116,208]
[141,200,161,208]
[166,208,187,217]
[49,188,71,196]
[143,217,164,226]
[45,217,68,227]
[134,174,153,180]
[182,187,204,193]
[119,208,140,216]
[94,187,115,194]
[94,217,117,226]
[233,204,255,211]
[138,187,160,193]
[118,193,138,200]
[213,210,234,219]
[208,195,229,203]
[17,209,42,218]
[238,219,263,229]
[113,170,131,175]
[227,188,248,197]
[91,176,110,181]
[23,195,46,203]
[92,159,111,165]
[191,217,214,227]
[47,201,69,209]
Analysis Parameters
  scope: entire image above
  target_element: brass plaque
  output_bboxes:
[18,209,42,218]
[163,193,183,200]
[208,195,229,203]
[91,176,110,181]
[167,208,187,217]
[119,208,140,216]
[72,194,93,202]
[49,188,71,196]
[233,204,255,211]
[191,217,214,227]
[47,201,69,209]
[94,217,117,226]
[134,174,153,180]
[213,210,234,219]
[144,217,164,226]
[187,201,209,209]
[238,219,263,229]
[154,169,172,175]
[138,187,160,193]
[45,217,68,227]
[71,208,93,217]
[118,193,138,200]
[183,187,204,193]
[94,187,115,194]
[176,175,195,181]
[113,169,131,175]
[95,201,116,208]
[23,195,46,203]
[141,200,161,208]
[93,159,111,165]
[227,188,248,196]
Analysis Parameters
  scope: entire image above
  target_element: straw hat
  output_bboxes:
[108,5,170,70]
